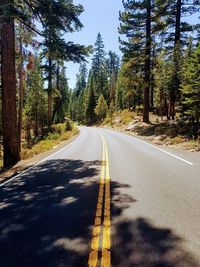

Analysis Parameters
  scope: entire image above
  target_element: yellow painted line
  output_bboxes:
[88,138,106,267]
[101,136,111,267]
[88,134,111,267]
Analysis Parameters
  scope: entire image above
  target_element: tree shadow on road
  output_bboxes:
[0,159,102,267]
[0,159,199,267]
[111,181,200,267]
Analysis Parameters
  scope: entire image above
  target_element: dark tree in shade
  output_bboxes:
[86,75,96,125]
[1,0,20,168]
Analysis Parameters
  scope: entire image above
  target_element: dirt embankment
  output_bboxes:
[103,111,200,152]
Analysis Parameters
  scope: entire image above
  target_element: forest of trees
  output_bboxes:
[0,0,90,168]
[70,33,120,125]
[70,0,200,126]
[118,0,200,123]
[1,0,200,168]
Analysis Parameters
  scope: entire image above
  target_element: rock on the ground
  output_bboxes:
[126,122,149,131]
[154,135,167,141]
[114,116,121,124]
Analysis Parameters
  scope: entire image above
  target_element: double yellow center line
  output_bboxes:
[88,134,111,267]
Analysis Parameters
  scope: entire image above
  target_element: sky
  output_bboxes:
[66,0,123,88]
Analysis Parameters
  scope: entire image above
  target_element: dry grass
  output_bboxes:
[165,136,186,145]
[0,122,79,166]
[21,124,79,160]
[21,139,60,159]
[60,127,79,141]
[166,139,200,151]
[120,110,135,124]
[102,116,112,126]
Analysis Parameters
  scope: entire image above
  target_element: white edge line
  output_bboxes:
[100,128,194,166]
[0,130,83,187]
[127,134,194,166]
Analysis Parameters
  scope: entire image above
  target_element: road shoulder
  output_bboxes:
[0,133,80,184]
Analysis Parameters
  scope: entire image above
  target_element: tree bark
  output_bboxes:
[1,0,20,168]
[52,64,60,123]
[48,51,52,129]
[169,0,181,120]
[143,0,151,123]
[35,100,38,137]
[18,22,23,153]
[150,41,155,110]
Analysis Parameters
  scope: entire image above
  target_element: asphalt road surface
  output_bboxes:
[0,127,200,267]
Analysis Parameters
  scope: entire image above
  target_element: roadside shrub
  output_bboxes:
[120,110,134,124]
[51,123,65,134]
[45,133,60,140]
[60,126,79,141]
[60,132,72,141]
[65,119,73,131]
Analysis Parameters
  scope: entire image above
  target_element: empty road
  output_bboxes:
[0,126,200,266]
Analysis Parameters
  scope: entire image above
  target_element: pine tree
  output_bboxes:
[109,70,117,103]
[95,94,108,122]
[106,51,120,104]
[91,33,108,98]
[37,0,91,128]
[154,51,171,119]
[108,100,115,125]
[52,64,70,123]
[181,42,200,122]
[86,75,96,125]
[69,90,78,121]
[16,13,34,152]
[158,0,200,119]
[24,55,47,142]
[0,0,20,167]
[119,0,154,122]
[76,90,87,122]
[92,33,106,73]
[116,58,143,111]
[0,0,91,167]
[75,63,87,97]
[74,63,88,122]
[106,51,120,78]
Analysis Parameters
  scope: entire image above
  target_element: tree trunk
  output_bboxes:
[143,0,151,123]
[1,0,20,168]
[18,22,23,153]
[150,41,155,110]
[52,64,61,124]
[150,82,154,110]
[35,101,38,137]
[165,98,169,120]
[169,0,181,120]
[48,53,52,129]
[175,0,181,46]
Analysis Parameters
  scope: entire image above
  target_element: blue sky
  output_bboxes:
[66,0,123,88]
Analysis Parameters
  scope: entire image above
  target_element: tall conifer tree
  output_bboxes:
[0,0,20,167]
[119,0,154,122]
[91,33,108,98]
